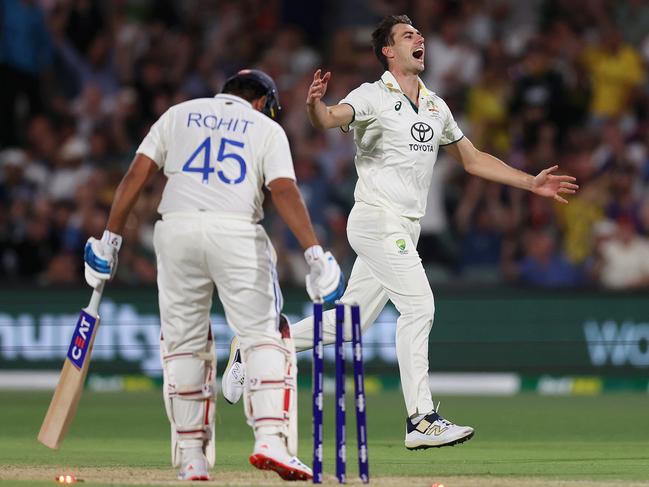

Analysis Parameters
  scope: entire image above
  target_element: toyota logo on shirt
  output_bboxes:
[410,122,434,142]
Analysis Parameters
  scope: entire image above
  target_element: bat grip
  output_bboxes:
[86,281,105,316]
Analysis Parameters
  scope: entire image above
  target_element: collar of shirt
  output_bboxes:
[379,71,435,98]
[214,93,253,108]
[380,71,440,115]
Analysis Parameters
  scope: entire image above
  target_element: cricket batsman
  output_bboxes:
[222,15,578,451]
[83,69,344,481]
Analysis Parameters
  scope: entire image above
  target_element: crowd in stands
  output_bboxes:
[2,0,649,290]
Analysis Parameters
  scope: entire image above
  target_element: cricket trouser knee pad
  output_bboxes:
[243,340,298,455]
[161,338,217,468]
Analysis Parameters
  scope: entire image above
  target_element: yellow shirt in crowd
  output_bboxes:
[583,44,645,118]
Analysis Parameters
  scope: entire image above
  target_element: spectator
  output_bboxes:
[25,116,60,170]
[605,163,642,230]
[0,0,53,147]
[423,14,481,98]
[48,137,93,202]
[0,149,40,205]
[11,212,53,280]
[455,180,511,278]
[508,228,582,287]
[509,40,569,150]
[555,149,606,265]
[582,26,645,120]
[466,62,510,154]
[596,217,649,289]
[62,0,106,56]
[55,31,119,98]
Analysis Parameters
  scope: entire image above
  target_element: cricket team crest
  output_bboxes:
[396,238,408,254]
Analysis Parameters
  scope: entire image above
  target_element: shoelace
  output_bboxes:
[433,401,453,426]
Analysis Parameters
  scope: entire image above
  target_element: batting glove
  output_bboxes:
[84,230,122,289]
[304,245,345,303]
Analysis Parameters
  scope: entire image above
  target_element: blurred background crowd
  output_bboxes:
[2,0,649,290]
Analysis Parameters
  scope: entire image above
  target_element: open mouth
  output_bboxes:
[413,47,424,60]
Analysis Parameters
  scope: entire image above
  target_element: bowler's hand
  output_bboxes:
[306,69,331,106]
[532,165,579,204]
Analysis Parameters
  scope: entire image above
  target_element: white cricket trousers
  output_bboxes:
[154,212,283,352]
[291,201,435,417]
[154,212,289,445]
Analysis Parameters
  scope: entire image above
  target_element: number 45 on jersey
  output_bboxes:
[183,137,247,184]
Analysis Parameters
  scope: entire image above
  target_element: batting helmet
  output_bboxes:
[222,69,281,119]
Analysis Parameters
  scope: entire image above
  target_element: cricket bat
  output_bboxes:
[38,282,105,449]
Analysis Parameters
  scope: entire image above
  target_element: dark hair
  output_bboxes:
[221,77,267,102]
[371,14,413,70]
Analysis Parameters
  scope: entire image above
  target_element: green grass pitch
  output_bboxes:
[0,389,648,486]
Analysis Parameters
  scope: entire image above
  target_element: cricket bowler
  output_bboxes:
[223,15,578,450]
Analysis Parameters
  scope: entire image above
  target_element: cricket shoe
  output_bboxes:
[221,314,291,405]
[221,335,245,404]
[404,407,474,450]
[177,449,209,481]
[249,435,313,481]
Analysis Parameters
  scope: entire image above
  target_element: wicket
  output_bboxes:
[313,301,369,484]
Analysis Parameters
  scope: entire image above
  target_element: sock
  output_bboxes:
[409,412,426,424]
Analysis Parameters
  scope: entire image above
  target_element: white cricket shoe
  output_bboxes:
[404,407,474,450]
[221,335,245,404]
[177,448,209,481]
[221,315,292,405]
[249,435,313,481]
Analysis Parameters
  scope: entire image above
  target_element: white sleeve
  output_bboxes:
[263,125,296,187]
[136,108,172,168]
[437,97,464,146]
[339,83,378,131]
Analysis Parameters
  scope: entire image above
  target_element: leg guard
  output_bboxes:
[281,320,298,456]
[161,331,217,468]
[242,328,298,456]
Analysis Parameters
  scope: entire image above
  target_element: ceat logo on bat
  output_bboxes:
[66,311,97,369]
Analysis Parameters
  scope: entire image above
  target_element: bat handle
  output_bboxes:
[86,281,105,316]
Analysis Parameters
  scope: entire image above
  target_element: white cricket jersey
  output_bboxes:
[136,94,295,221]
[340,71,464,219]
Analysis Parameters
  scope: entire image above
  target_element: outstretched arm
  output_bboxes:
[444,137,578,204]
[306,69,354,130]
